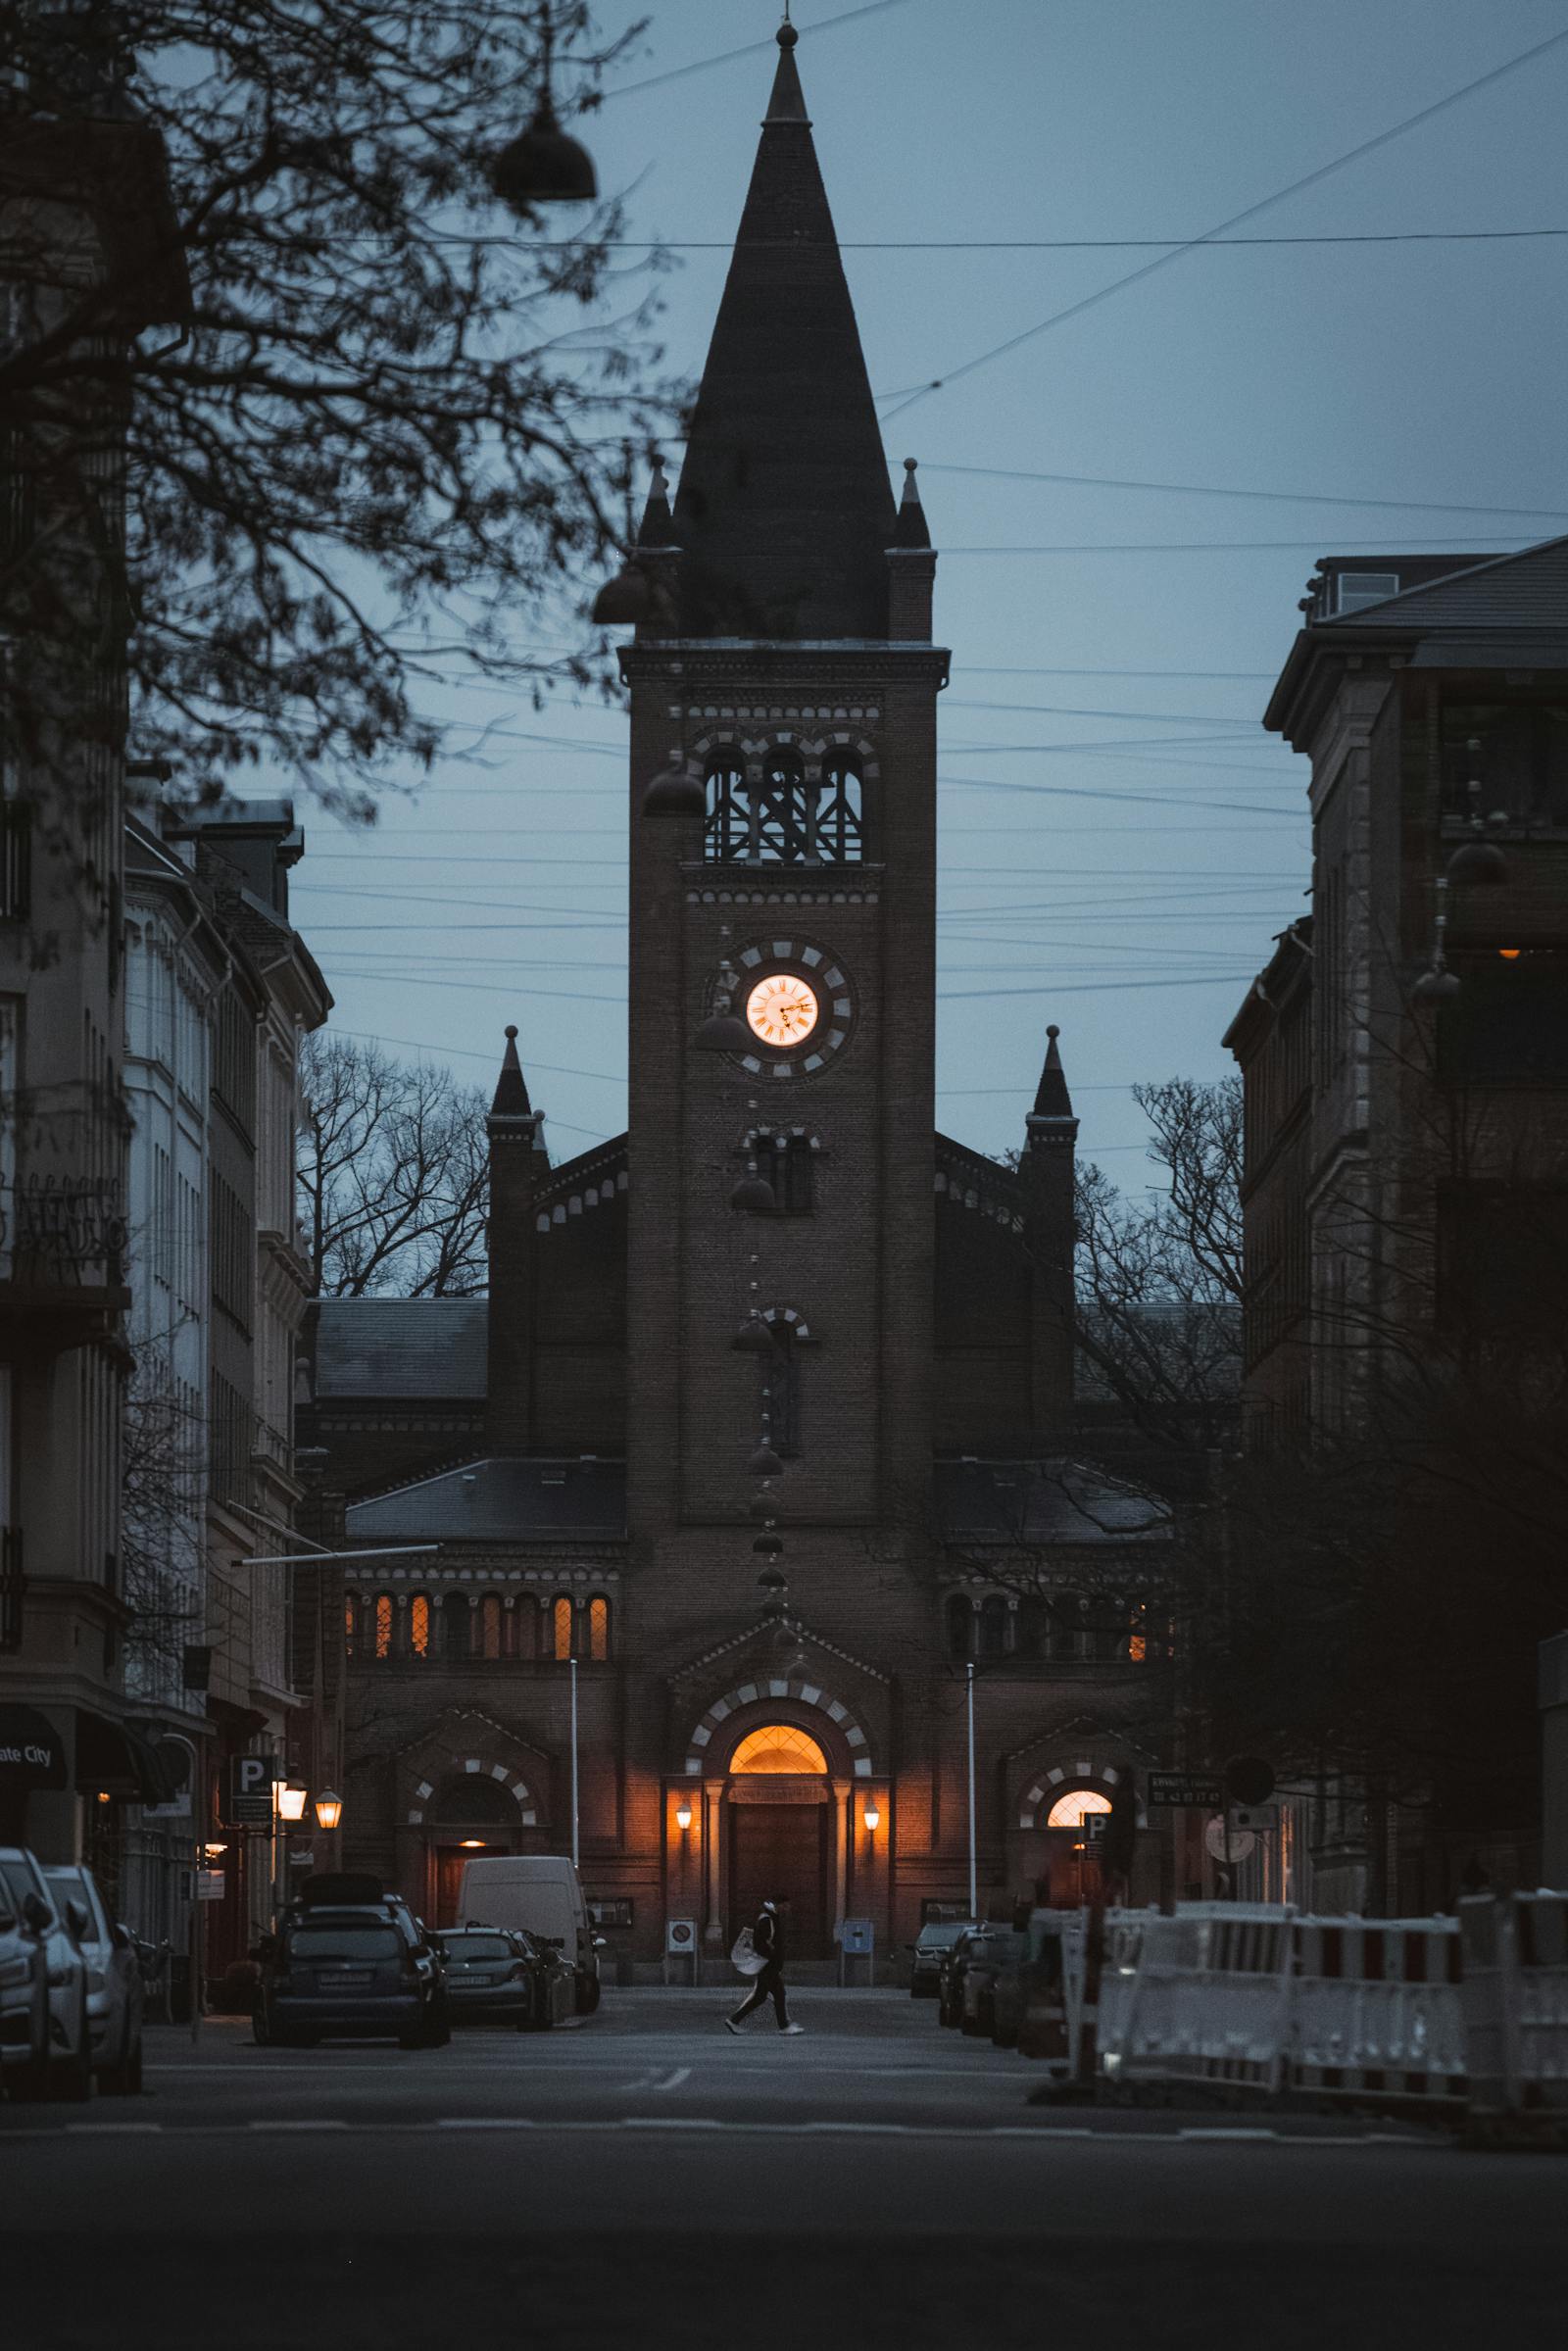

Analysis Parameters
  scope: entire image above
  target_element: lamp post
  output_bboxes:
[569,1654,580,1870]
[272,1779,308,1927]
[965,1662,977,1921]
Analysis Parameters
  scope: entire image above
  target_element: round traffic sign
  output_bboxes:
[1204,1814,1256,1864]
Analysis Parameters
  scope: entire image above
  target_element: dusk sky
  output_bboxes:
[286,0,1568,1181]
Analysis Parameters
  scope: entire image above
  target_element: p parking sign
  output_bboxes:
[222,1753,274,1828]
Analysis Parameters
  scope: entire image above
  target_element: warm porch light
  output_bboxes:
[314,1789,343,1832]
[675,1799,693,1831]
[1498,947,1521,959]
[460,1838,487,1849]
[276,1782,309,1822]
[863,1801,881,1833]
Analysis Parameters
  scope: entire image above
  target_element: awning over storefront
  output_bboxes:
[75,1709,183,1803]
[0,1702,69,1790]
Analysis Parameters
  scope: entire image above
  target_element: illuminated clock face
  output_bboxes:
[746,972,820,1048]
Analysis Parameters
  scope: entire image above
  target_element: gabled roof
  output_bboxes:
[346,1456,625,1543]
[1315,534,1568,634]
[668,27,896,639]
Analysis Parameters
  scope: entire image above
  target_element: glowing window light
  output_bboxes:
[410,1595,430,1657]
[553,1597,573,1661]
[1046,1788,1111,1830]
[374,1593,392,1660]
[730,1725,828,1775]
[589,1596,610,1662]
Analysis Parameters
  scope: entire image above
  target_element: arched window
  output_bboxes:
[588,1596,610,1662]
[479,1594,503,1661]
[1046,1788,1111,1830]
[344,1595,360,1659]
[442,1592,471,1661]
[946,1594,973,1660]
[760,1322,800,1458]
[814,758,863,862]
[978,1595,1008,1661]
[704,757,750,862]
[756,750,809,862]
[1015,1597,1047,1660]
[1049,1593,1090,1661]
[408,1594,431,1658]
[754,1134,814,1214]
[513,1602,537,1663]
[552,1596,574,1662]
[731,1725,828,1774]
[373,1593,393,1661]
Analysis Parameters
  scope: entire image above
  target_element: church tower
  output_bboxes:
[622,24,948,1562]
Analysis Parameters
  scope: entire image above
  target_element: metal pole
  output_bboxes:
[569,1653,580,1870]
[966,1661,977,1920]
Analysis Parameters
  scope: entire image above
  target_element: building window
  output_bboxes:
[373,1593,393,1661]
[1015,1597,1048,1659]
[588,1595,610,1662]
[552,1596,573,1661]
[945,1595,973,1659]
[760,1322,800,1458]
[704,758,750,861]
[813,759,863,861]
[1443,696,1568,827]
[978,1595,1008,1660]
[344,1596,358,1659]
[480,1594,503,1660]
[730,1725,828,1775]
[754,1134,814,1214]
[1046,1788,1110,1830]
[410,1595,430,1659]
[443,1592,470,1661]
[1439,953,1568,1083]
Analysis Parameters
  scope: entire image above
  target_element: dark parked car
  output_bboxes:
[938,1924,1013,2030]
[431,1926,574,2031]
[908,1920,973,1999]
[255,1904,449,2049]
[959,1928,1029,2038]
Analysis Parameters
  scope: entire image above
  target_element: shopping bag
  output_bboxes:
[730,1927,765,1977]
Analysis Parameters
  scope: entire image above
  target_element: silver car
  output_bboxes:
[0,1862,49,2096]
[45,1863,143,2094]
[0,1847,90,2101]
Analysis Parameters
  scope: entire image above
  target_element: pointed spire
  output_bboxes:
[765,19,809,123]
[670,25,895,637]
[893,456,931,550]
[489,1023,534,1119]
[1027,1025,1078,1137]
[636,455,677,550]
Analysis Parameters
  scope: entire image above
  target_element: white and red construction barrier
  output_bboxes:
[1095,1903,1296,2096]
[1290,1917,1465,2107]
[1459,1891,1568,2121]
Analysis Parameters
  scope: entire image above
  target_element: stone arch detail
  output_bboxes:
[685,1679,874,1779]
[407,1754,537,1829]
[1018,1754,1149,1832]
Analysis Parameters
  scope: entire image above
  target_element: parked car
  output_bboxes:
[907,1920,973,1999]
[1016,1909,1087,2074]
[255,1901,450,2049]
[0,1855,49,2100]
[455,1856,605,2013]
[431,1925,574,2031]
[959,1928,1029,2038]
[0,1847,91,2100]
[44,1864,143,2093]
[938,1923,1012,2031]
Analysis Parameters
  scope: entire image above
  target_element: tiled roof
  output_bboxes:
[937,1458,1170,1545]
[309,1297,488,1400]
[1319,534,1568,634]
[345,1455,625,1543]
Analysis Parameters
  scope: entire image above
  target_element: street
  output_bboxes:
[4,1989,1564,2348]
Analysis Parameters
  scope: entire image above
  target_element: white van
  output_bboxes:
[456,1856,602,2011]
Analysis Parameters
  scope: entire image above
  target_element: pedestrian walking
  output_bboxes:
[725,1897,804,2034]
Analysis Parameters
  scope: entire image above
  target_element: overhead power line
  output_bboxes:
[558,228,1568,251]
[924,464,1568,522]
[877,21,1568,417]
[604,0,920,101]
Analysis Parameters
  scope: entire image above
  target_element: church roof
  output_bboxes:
[1029,1024,1075,1123]
[1314,533,1568,635]
[489,1024,533,1119]
[345,1455,625,1543]
[937,1458,1171,1545]
[669,25,896,638]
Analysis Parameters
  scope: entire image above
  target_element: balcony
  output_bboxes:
[0,1177,130,1351]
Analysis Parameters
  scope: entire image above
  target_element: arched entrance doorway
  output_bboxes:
[727,1724,831,1959]
[427,1775,519,1925]
[1042,1787,1110,1907]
